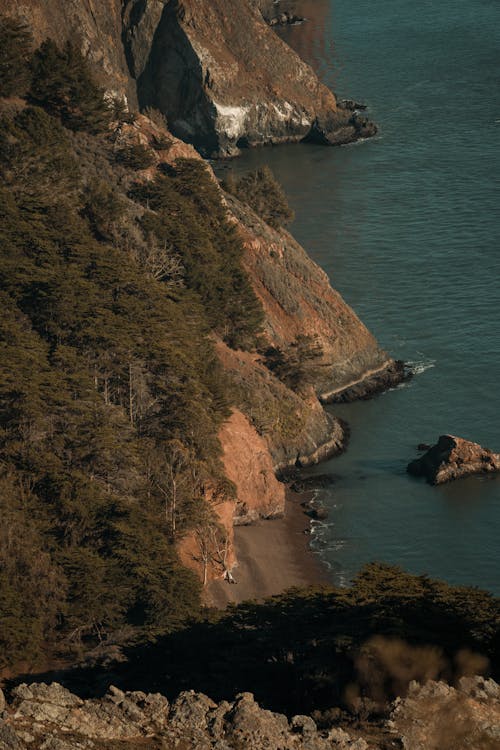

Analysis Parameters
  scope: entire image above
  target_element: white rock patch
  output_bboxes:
[214,102,250,139]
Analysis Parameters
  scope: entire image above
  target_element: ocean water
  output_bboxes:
[229,0,500,593]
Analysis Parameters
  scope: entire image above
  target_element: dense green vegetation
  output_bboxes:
[0,16,32,97]
[0,25,264,665]
[223,165,295,229]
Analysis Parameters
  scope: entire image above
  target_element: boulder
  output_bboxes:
[407,435,500,485]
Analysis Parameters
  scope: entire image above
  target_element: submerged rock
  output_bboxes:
[290,474,337,493]
[407,435,500,485]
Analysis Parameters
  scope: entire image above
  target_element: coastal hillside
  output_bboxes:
[0,0,375,156]
[0,10,398,666]
[1,5,500,749]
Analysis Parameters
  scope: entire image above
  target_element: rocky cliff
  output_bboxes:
[2,0,375,157]
[0,1,398,592]
[1,677,499,749]
[123,0,376,155]
[0,0,135,102]
[30,109,397,586]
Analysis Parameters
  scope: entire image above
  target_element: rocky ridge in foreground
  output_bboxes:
[1,677,499,749]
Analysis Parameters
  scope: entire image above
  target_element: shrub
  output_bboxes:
[261,335,323,392]
[117,143,155,170]
[224,165,294,229]
[30,40,112,133]
[0,15,33,97]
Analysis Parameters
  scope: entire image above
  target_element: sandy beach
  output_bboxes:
[206,490,332,608]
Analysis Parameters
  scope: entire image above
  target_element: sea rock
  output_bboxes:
[407,435,500,485]
[339,99,368,112]
[289,474,337,493]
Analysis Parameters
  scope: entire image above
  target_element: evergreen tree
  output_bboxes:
[224,165,295,229]
[0,16,33,97]
[30,40,111,133]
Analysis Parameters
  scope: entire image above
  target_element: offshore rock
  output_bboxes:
[124,0,376,156]
[407,435,500,485]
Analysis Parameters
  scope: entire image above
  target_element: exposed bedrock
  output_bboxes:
[123,0,376,156]
[2,677,500,750]
[0,0,136,104]
[226,193,397,403]
[407,435,500,485]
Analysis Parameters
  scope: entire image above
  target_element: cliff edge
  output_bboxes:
[124,0,376,155]
[2,0,376,157]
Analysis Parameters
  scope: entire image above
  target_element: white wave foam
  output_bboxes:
[407,358,436,376]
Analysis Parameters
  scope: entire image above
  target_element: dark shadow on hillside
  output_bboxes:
[6,564,500,719]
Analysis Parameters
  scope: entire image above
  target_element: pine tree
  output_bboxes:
[30,40,111,133]
[0,16,33,97]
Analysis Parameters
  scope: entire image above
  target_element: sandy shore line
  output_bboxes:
[206,490,332,608]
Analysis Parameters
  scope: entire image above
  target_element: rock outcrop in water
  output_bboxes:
[1,677,499,749]
[407,435,500,485]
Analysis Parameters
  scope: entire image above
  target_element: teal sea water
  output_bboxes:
[230,0,500,593]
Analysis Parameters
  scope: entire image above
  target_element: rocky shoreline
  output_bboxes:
[320,360,409,404]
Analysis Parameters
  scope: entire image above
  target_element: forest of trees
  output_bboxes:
[1,18,499,707]
[0,16,264,665]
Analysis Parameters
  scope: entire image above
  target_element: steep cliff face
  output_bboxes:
[219,410,286,523]
[1,0,375,156]
[123,0,376,155]
[0,0,135,103]
[227,195,391,400]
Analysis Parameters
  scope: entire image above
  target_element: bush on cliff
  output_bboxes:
[30,40,112,133]
[223,165,295,229]
[261,334,324,392]
[0,16,33,97]
[132,159,264,349]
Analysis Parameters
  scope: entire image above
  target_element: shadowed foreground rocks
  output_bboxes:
[1,678,499,749]
[407,435,500,485]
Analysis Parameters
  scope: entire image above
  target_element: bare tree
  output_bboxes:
[140,236,184,285]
